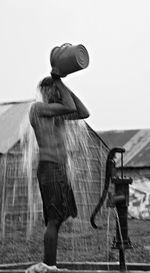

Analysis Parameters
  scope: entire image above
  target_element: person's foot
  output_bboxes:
[42,264,59,271]
[25,263,59,273]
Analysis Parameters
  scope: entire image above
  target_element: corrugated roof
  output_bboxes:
[0,101,32,154]
[0,104,12,116]
[99,129,150,167]
[99,129,140,148]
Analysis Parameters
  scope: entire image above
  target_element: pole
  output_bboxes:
[119,248,126,271]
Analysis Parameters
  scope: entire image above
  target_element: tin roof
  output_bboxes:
[0,100,32,154]
[99,129,150,167]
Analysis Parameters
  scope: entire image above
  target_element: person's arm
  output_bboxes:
[69,91,90,119]
[30,101,76,119]
[56,79,90,120]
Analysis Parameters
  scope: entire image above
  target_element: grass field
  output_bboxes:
[0,217,150,265]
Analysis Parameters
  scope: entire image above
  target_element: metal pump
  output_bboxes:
[90,147,133,271]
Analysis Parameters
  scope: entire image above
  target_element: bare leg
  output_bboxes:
[44,219,61,266]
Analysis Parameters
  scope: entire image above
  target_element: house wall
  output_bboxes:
[0,142,41,237]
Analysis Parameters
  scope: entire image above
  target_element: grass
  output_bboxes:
[0,217,150,265]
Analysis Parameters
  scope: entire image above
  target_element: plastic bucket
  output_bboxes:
[50,43,89,77]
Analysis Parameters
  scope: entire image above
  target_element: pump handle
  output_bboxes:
[90,147,125,229]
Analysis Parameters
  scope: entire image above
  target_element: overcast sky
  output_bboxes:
[0,0,150,131]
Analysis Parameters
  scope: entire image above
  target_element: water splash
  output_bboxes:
[57,117,109,261]
[19,103,40,238]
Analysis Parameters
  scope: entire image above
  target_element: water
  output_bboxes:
[0,102,109,263]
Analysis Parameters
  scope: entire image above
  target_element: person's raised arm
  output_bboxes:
[69,90,90,119]
[31,102,76,118]
[56,79,90,120]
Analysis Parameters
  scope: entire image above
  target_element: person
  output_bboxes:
[26,76,89,272]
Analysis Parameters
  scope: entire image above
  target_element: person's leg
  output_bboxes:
[43,218,61,266]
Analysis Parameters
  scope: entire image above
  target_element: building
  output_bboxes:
[99,129,150,220]
[99,129,150,179]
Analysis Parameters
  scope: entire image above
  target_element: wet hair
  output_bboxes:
[38,76,62,103]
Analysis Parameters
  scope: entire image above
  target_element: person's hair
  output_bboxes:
[38,76,62,103]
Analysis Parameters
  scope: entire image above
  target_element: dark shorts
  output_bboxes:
[37,161,77,226]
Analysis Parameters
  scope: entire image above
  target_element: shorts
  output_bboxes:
[37,161,77,226]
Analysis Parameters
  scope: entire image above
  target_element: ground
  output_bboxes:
[0,218,150,265]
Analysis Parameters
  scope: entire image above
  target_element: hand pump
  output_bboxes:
[91,147,133,271]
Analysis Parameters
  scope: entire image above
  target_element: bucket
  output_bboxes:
[50,43,89,77]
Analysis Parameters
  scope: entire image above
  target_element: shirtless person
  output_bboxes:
[26,76,89,272]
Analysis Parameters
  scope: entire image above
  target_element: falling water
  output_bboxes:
[56,116,109,262]
[19,104,40,238]
[61,118,94,259]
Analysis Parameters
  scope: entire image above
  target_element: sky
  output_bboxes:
[0,0,150,131]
